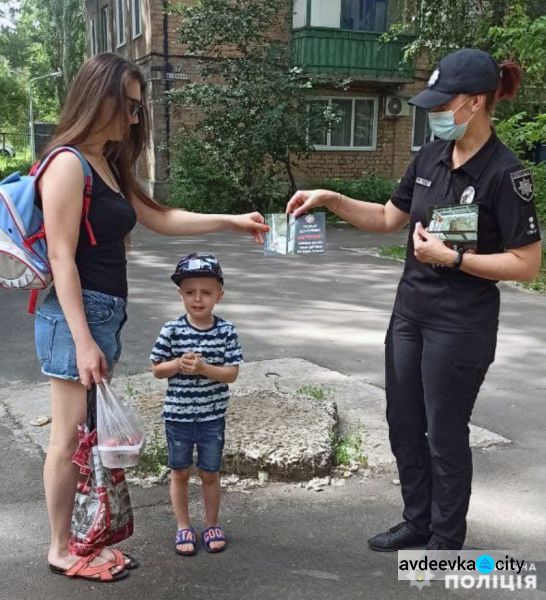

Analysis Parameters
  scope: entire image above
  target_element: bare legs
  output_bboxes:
[171,468,225,552]
[44,378,122,575]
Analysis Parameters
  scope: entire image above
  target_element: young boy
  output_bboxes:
[150,253,242,555]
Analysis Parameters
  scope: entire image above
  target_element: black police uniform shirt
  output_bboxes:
[390,131,541,333]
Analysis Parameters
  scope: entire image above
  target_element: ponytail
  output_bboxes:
[496,61,522,101]
[485,60,522,112]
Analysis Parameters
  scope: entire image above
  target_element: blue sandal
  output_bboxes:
[175,528,197,556]
[202,526,227,553]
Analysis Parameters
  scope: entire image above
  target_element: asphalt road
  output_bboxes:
[1,225,545,599]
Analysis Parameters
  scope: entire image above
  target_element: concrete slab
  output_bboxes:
[0,358,511,476]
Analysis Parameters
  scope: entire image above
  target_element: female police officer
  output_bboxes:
[286,48,542,551]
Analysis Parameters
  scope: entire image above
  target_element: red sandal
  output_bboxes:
[49,550,129,582]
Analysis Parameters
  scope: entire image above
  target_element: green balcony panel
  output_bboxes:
[292,28,414,81]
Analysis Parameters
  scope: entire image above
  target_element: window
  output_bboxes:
[131,0,142,38]
[341,0,387,32]
[98,7,109,52]
[90,19,97,55]
[309,97,378,150]
[309,0,341,28]
[308,100,329,146]
[115,0,125,47]
[412,106,434,151]
[293,0,307,28]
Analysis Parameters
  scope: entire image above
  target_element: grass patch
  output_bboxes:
[332,430,368,467]
[380,244,546,294]
[296,385,329,401]
[325,211,347,226]
[520,248,546,293]
[0,157,33,180]
[379,244,406,261]
[128,428,168,478]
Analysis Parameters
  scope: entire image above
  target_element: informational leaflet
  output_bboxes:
[264,212,326,256]
[427,204,479,251]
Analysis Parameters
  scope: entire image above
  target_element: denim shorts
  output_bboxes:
[165,417,226,472]
[34,288,127,381]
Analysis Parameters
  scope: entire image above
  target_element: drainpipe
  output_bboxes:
[163,0,171,175]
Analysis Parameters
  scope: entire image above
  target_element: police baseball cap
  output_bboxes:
[409,48,500,109]
[171,253,224,286]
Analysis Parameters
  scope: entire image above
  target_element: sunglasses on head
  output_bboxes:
[127,96,143,118]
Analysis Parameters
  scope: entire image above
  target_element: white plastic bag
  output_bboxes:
[96,381,145,469]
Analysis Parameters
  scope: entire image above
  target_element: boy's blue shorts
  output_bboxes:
[165,417,225,472]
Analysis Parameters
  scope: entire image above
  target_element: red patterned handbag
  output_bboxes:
[68,390,134,556]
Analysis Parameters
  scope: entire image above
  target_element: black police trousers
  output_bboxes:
[385,314,497,546]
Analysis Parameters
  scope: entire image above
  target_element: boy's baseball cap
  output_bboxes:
[171,253,224,286]
[409,48,500,109]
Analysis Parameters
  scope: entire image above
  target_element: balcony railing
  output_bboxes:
[292,27,415,81]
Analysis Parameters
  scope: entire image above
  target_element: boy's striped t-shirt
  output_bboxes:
[149,315,243,422]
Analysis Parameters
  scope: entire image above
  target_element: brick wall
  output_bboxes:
[294,73,428,184]
[83,1,433,198]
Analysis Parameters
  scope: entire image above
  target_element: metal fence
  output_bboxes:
[1,124,57,162]
[0,132,31,160]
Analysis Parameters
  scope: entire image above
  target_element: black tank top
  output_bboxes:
[75,165,137,298]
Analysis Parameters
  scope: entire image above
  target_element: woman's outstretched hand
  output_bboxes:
[286,189,333,218]
[231,212,270,244]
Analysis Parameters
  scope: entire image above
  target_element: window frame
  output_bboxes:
[99,6,110,52]
[340,0,388,34]
[115,0,126,48]
[131,0,142,39]
[309,96,379,151]
[411,105,434,151]
[90,18,97,55]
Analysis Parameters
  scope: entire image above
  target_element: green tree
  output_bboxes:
[389,1,546,219]
[489,7,546,222]
[0,0,86,124]
[24,0,86,105]
[168,0,338,213]
[0,56,27,131]
[488,5,546,113]
[389,0,543,66]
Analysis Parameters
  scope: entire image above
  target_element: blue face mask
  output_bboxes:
[428,98,474,141]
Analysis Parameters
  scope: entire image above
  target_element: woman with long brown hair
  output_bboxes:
[34,52,268,581]
[287,48,541,551]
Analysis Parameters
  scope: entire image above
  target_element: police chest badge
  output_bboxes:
[510,169,534,202]
[460,186,475,204]
[428,68,440,87]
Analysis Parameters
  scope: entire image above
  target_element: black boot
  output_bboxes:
[368,521,431,552]
[426,534,463,551]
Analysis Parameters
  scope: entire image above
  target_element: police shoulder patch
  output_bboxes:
[510,169,534,202]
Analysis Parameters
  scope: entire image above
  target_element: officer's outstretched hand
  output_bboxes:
[286,189,334,218]
[413,222,457,266]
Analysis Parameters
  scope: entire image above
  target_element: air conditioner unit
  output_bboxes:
[384,96,410,117]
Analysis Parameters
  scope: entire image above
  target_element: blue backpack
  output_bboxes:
[0,146,95,313]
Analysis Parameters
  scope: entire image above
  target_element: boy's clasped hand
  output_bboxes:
[178,352,203,375]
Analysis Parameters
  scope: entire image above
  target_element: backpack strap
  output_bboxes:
[28,290,39,315]
[26,147,96,316]
[32,146,96,246]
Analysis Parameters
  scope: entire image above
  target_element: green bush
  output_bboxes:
[496,112,546,223]
[168,133,286,214]
[310,172,398,205]
[0,159,33,181]
[529,161,546,224]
